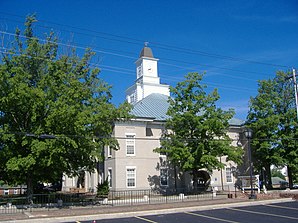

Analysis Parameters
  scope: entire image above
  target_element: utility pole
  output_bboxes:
[292,68,298,121]
[287,68,298,189]
[291,68,297,189]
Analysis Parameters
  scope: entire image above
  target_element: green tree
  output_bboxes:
[274,72,298,188]
[155,72,243,189]
[247,71,298,188]
[247,78,282,189]
[0,16,131,198]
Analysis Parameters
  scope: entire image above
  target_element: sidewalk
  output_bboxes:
[0,197,295,223]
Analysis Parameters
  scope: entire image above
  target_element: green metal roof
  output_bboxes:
[131,93,170,121]
[229,117,245,126]
[131,93,245,126]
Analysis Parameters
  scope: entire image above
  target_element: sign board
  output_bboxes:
[238,175,259,190]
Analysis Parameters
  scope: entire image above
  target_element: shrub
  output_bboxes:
[96,180,109,197]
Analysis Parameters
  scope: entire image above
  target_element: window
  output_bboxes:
[130,95,135,103]
[226,167,233,183]
[159,156,167,167]
[108,168,112,187]
[107,146,112,158]
[3,189,9,195]
[146,127,153,136]
[160,168,168,186]
[14,189,18,195]
[126,134,135,156]
[160,151,167,156]
[126,167,136,188]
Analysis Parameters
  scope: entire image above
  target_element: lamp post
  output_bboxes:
[244,128,256,199]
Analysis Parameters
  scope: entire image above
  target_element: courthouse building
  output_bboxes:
[62,45,246,193]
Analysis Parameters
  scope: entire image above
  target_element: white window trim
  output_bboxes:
[226,167,233,183]
[125,133,136,156]
[108,168,112,188]
[126,166,136,188]
[107,146,112,158]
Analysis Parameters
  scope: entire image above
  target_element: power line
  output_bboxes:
[160,73,256,93]
[0,13,292,69]
[151,42,290,69]
[0,131,297,143]
[0,43,259,95]
[0,46,136,78]
[0,48,256,94]
[0,31,137,60]
[0,131,243,142]
[0,30,277,80]
[160,58,270,76]
[0,15,143,46]
[0,27,285,95]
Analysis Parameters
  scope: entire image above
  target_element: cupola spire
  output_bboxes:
[139,42,154,58]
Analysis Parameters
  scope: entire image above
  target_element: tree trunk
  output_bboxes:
[26,176,34,204]
[192,169,198,190]
[220,156,224,191]
[174,165,177,191]
[287,165,293,188]
[265,164,273,189]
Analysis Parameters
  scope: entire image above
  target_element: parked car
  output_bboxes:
[271,177,288,189]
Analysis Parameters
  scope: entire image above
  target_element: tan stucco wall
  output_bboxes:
[106,121,164,190]
[63,121,245,192]
[107,120,244,191]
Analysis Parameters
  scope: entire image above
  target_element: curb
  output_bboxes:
[2,198,294,223]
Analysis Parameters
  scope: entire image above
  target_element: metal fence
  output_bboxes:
[0,188,219,214]
[108,188,215,206]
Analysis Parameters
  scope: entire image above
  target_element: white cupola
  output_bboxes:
[125,43,170,104]
[135,43,159,83]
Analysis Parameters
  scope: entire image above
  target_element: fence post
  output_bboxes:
[165,189,168,204]
[111,191,114,206]
[47,194,50,211]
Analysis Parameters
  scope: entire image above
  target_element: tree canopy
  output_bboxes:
[0,16,131,196]
[155,72,243,188]
[247,70,298,188]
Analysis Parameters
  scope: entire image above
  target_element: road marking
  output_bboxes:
[228,207,298,220]
[184,211,240,223]
[265,204,298,210]
[135,216,158,223]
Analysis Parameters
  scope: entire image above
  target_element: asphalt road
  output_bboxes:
[72,201,298,223]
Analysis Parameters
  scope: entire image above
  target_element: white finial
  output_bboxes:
[144,42,149,47]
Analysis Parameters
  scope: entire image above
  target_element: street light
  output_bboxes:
[243,128,256,199]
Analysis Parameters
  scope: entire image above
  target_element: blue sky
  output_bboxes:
[0,0,297,120]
